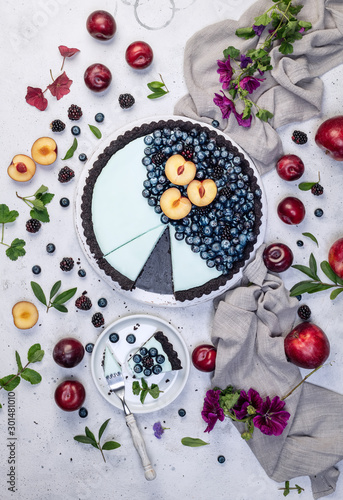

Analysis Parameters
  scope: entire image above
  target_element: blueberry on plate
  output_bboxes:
[149,348,158,357]
[156,354,165,364]
[143,368,152,377]
[140,347,148,356]
[152,364,162,375]
[134,364,143,373]
[126,334,136,344]
[109,333,119,343]
[133,354,142,363]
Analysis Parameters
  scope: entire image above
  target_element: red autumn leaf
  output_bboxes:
[25,86,48,111]
[47,72,73,100]
[58,45,80,58]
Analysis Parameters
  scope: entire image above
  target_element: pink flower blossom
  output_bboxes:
[238,76,265,94]
[253,396,290,436]
[201,389,225,433]
[217,58,233,90]
[233,388,263,420]
[213,91,252,128]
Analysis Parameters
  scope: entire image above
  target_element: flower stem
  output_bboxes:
[99,445,106,463]
[281,365,323,401]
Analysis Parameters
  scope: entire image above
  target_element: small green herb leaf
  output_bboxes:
[39,192,55,206]
[15,351,23,372]
[6,239,26,261]
[89,124,102,139]
[50,280,62,300]
[298,181,316,191]
[223,46,241,59]
[309,253,318,278]
[34,185,48,197]
[52,303,68,313]
[102,441,121,450]
[20,368,42,385]
[31,281,47,306]
[0,205,19,224]
[235,27,256,39]
[62,138,78,160]
[320,261,338,284]
[147,81,165,91]
[302,232,318,247]
[291,265,318,281]
[256,109,274,122]
[181,437,209,447]
[52,287,77,305]
[98,418,111,441]
[30,207,50,222]
[132,381,141,396]
[140,389,148,404]
[147,74,169,100]
[147,89,168,99]
[150,384,163,399]
[27,344,44,363]
[0,375,21,391]
[74,435,98,446]
[254,13,271,26]
[330,288,343,300]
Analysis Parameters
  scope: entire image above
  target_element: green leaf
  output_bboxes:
[141,378,148,390]
[223,45,240,59]
[149,384,162,399]
[309,253,318,278]
[254,13,271,26]
[85,426,97,443]
[89,124,102,139]
[0,205,19,224]
[31,281,47,306]
[181,437,209,447]
[6,239,26,261]
[147,81,165,91]
[15,351,23,371]
[30,198,45,211]
[320,261,338,284]
[132,381,141,396]
[283,480,290,497]
[147,89,168,99]
[74,435,98,447]
[50,280,62,300]
[102,441,121,450]
[302,232,318,247]
[27,344,44,363]
[52,303,68,313]
[52,287,77,305]
[98,418,111,441]
[256,109,274,122]
[34,185,48,197]
[298,181,316,191]
[140,389,148,404]
[39,193,54,206]
[292,265,318,281]
[20,368,42,385]
[235,27,256,39]
[0,375,21,391]
[279,40,293,55]
[299,21,312,30]
[30,206,50,223]
[289,280,321,296]
[330,288,343,300]
[62,138,78,160]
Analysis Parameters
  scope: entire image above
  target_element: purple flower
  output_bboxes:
[201,389,225,433]
[233,388,263,420]
[153,422,165,439]
[217,58,233,90]
[240,54,252,69]
[253,396,290,436]
[213,91,252,128]
[238,76,265,94]
[253,24,265,37]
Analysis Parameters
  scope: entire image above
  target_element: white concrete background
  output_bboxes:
[1,1,343,499]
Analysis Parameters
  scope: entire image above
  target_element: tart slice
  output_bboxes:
[127,331,182,378]
[104,345,122,377]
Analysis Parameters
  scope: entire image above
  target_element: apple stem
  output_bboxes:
[281,365,323,401]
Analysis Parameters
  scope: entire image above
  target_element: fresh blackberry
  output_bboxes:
[292,130,308,145]
[92,312,104,328]
[192,205,211,217]
[220,185,232,199]
[151,152,166,166]
[212,165,224,180]
[68,104,83,121]
[75,294,92,310]
[222,226,231,240]
[181,144,194,160]
[118,93,135,109]
[142,356,154,369]
[50,119,65,132]
[298,304,311,320]
[26,219,41,233]
[60,257,74,272]
[58,166,75,183]
[311,183,324,196]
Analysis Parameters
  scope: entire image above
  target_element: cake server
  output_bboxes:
[104,341,156,481]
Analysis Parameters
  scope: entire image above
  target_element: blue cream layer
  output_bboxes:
[127,334,173,378]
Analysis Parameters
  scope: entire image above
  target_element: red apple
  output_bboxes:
[328,237,343,279]
[84,63,112,93]
[192,344,217,372]
[263,243,293,272]
[86,10,116,41]
[284,322,330,369]
[125,41,153,70]
[277,196,305,225]
[276,154,305,181]
[315,116,343,161]
[53,338,85,368]
[54,380,86,412]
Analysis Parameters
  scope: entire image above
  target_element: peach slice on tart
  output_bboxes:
[12,301,39,330]
[160,187,192,220]
[164,154,196,186]
[31,137,57,165]
[7,154,36,182]
[187,179,217,207]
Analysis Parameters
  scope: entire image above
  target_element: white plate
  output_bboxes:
[90,314,190,414]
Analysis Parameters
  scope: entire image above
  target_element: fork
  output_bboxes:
[105,345,156,481]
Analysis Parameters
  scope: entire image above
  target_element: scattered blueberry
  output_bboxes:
[71,125,81,136]
[46,243,56,254]
[314,208,323,217]
[143,368,152,377]
[98,298,107,308]
[78,269,86,277]
[297,240,304,247]
[109,332,119,343]
[134,364,143,373]
[32,265,41,275]
[217,455,226,464]
[60,197,70,207]
[296,295,302,301]
[211,120,219,128]
[79,407,88,418]
[85,343,94,353]
[133,354,142,363]
[178,408,186,417]
[95,113,104,123]
[126,334,136,344]
[79,153,87,162]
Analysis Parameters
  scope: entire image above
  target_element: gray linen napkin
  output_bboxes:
[211,245,343,499]
[174,0,343,175]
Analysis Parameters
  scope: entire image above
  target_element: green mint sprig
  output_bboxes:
[62,137,77,160]
[279,480,304,496]
[132,378,163,404]
[181,437,209,447]
[16,185,54,222]
[0,204,26,261]
[0,344,45,408]
[147,74,169,99]
[290,253,343,300]
[74,418,121,462]
[31,280,77,313]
